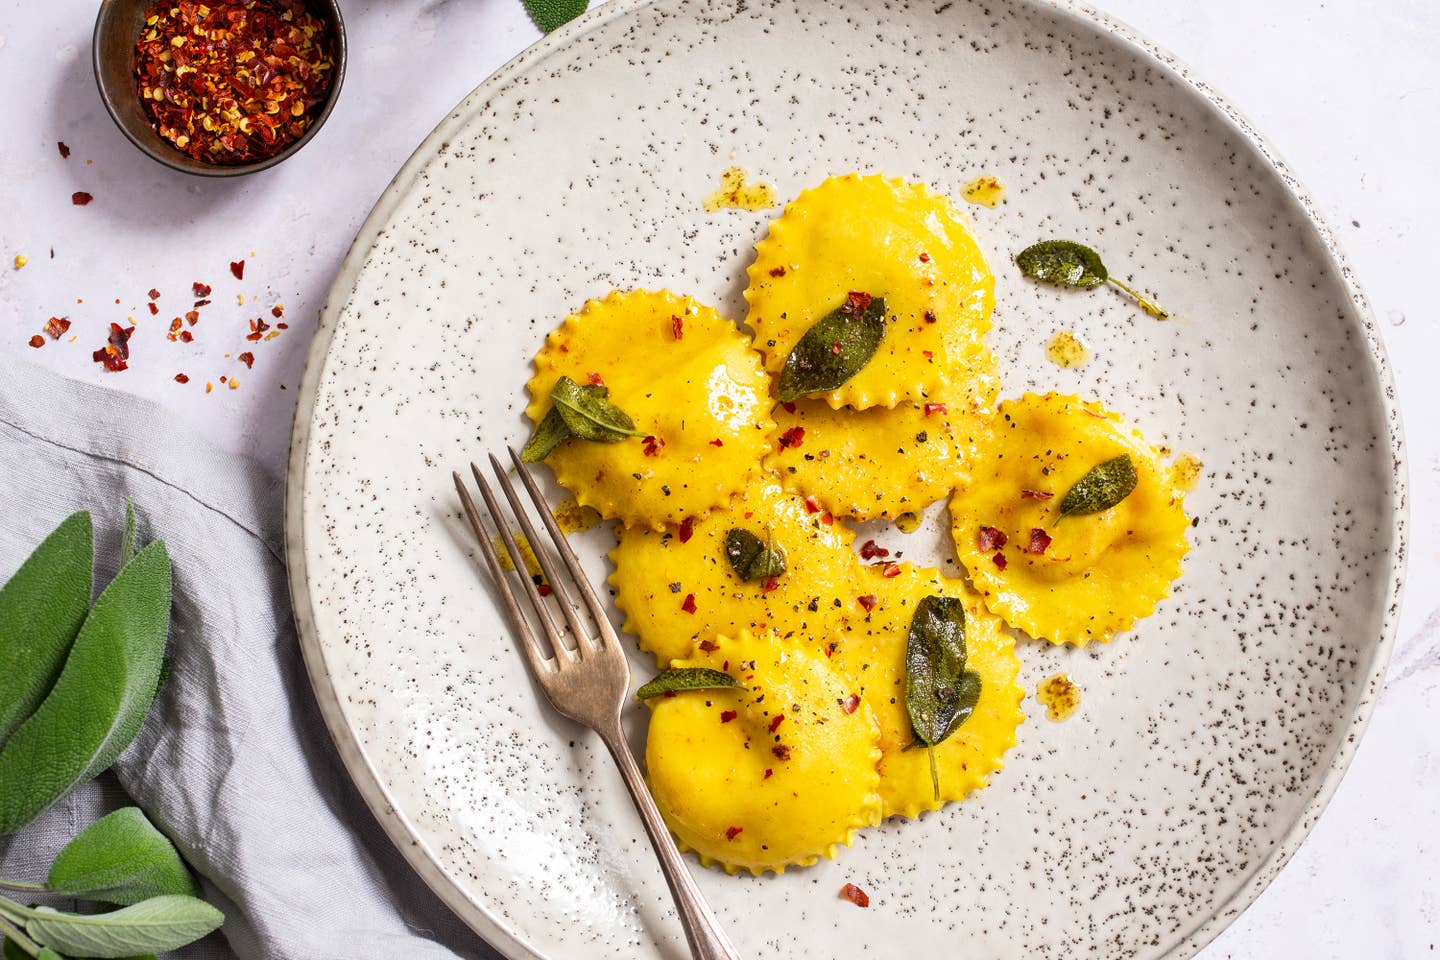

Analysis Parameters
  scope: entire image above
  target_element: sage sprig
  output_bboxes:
[1015,240,1172,319]
[723,528,786,582]
[904,596,983,800]
[1058,454,1139,519]
[777,293,887,402]
[635,667,739,701]
[521,376,642,462]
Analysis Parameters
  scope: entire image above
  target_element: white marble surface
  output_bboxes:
[0,0,1434,956]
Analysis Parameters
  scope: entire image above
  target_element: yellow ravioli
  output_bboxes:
[950,393,1190,645]
[765,347,999,521]
[645,630,883,874]
[744,173,994,409]
[610,480,862,666]
[833,565,1024,819]
[526,290,774,530]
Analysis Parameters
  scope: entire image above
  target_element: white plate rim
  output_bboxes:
[283,3,1410,957]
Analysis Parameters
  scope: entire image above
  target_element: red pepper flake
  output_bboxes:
[840,883,870,908]
[681,593,697,614]
[977,526,1008,551]
[918,251,931,263]
[537,583,554,597]
[720,710,737,723]
[44,317,71,339]
[778,426,805,450]
[698,640,719,653]
[1021,489,1055,500]
[174,373,190,384]
[831,341,842,355]
[803,495,821,515]
[192,281,212,298]
[820,512,834,526]
[148,288,161,300]
[179,330,194,343]
[843,290,873,314]
[842,693,860,715]
[859,539,889,560]
[185,310,199,325]
[92,323,134,372]
[57,141,71,159]
[587,371,605,386]
[1025,528,1052,555]
[992,552,1008,570]
[276,322,288,329]
[763,768,773,779]
[922,349,934,359]
[768,266,786,277]
[28,335,44,349]
[923,309,937,323]
[924,402,948,417]
[271,304,285,318]
[881,562,901,578]
[761,575,780,594]
[708,438,724,447]
[768,714,785,733]
[671,315,684,340]
[771,744,791,760]
[781,401,797,414]
[238,351,255,369]
[677,516,696,543]
[725,826,743,840]
[194,299,211,308]
[642,435,665,457]
[71,191,92,206]
[230,260,245,280]
[147,302,159,316]
[857,594,878,612]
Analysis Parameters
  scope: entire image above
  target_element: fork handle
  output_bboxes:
[599,727,743,960]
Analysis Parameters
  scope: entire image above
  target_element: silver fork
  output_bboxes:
[453,449,742,960]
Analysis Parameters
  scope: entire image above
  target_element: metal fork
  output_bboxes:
[453,449,742,960]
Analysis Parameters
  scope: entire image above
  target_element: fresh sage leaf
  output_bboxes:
[1016,240,1172,318]
[522,0,588,33]
[0,512,93,751]
[777,293,887,402]
[1,939,27,960]
[48,807,199,906]
[23,896,222,959]
[549,376,642,443]
[1058,454,1138,519]
[634,667,739,701]
[0,542,171,835]
[520,407,570,463]
[723,528,786,582]
[121,501,137,562]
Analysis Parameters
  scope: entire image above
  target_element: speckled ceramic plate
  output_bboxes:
[285,1,1406,958]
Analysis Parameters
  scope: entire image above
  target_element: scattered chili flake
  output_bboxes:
[857,594,878,612]
[778,426,805,450]
[148,288,161,300]
[28,335,44,349]
[698,639,719,653]
[820,511,834,526]
[977,526,1007,551]
[44,317,71,339]
[880,562,901,578]
[725,826,743,840]
[923,309,937,323]
[859,539,890,561]
[840,883,870,908]
[135,0,335,165]
[720,710,737,723]
[91,323,134,372]
[642,435,665,457]
[918,251,931,263]
[174,373,190,383]
[229,260,246,280]
[276,322,288,329]
[781,401,797,414]
[1025,528,1052,555]
[681,593,697,614]
[179,329,194,343]
[108,322,134,359]
[537,583,553,597]
[57,141,71,159]
[924,402,948,416]
[677,516,695,543]
[271,304,285,318]
[771,744,791,760]
[843,290,873,314]
[671,315,684,340]
[71,191,92,206]
[768,714,785,733]
[763,768,773,779]
[587,371,605,386]
[922,349,933,359]
[192,281,211,298]
[147,302,159,315]
[238,351,255,369]
[992,552,1008,570]
[1021,489,1055,500]
[194,299,211,308]
[803,495,821,514]
[831,341,842,355]
[708,438,724,447]
[842,693,860,715]
[768,266,786,277]
[761,575,780,594]
[185,310,199,325]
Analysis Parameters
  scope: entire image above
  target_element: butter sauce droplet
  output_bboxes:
[961,175,1005,207]
[1045,330,1090,369]
[703,166,777,212]
[1037,673,1081,721]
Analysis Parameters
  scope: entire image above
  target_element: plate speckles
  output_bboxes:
[285,1,1405,959]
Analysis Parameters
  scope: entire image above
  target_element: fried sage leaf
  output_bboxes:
[1016,239,1172,318]
[549,375,643,443]
[777,293,887,402]
[634,667,740,701]
[723,528,787,582]
[1058,454,1139,519]
[905,595,982,800]
[520,407,571,462]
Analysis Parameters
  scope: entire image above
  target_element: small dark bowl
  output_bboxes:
[93,0,346,177]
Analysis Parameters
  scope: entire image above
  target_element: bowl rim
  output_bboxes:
[91,0,348,178]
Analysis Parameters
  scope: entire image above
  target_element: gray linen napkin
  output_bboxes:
[0,355,497,960]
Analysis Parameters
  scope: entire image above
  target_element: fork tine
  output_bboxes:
[507,446,621,649]
[467,462,574,664]
[452,472,553,677]
[487,453,598,657]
